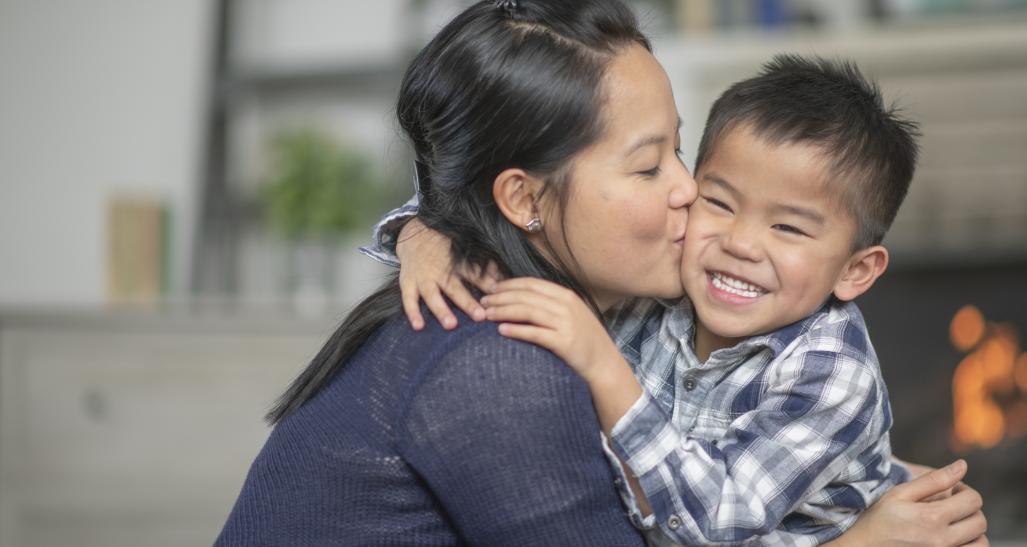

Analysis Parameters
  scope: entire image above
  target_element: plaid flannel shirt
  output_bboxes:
[606,297,908,546]
[363,198,909,546]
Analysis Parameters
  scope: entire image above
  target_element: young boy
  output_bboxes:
[364,54,918,545]
[591,54,918,545]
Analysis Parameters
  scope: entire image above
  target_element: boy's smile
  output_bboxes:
[681,124,862,354]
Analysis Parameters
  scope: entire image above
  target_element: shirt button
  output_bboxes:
[667,515,682,530]
[683,377,697,391]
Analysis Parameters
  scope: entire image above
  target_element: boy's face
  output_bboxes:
[681,124,859,342]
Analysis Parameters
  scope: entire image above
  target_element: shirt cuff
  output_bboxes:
[362,205,418,268]
[600,432,656,530]
[609,389,678,478]
[358,245,401,268]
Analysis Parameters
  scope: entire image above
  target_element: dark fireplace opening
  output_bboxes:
[858,260,1027,541]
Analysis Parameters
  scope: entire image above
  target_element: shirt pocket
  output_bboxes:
[686,409,734,440]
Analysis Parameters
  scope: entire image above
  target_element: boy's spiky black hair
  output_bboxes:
[695,54,921,248]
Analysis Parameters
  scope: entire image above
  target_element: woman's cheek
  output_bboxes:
[623,195,670,242]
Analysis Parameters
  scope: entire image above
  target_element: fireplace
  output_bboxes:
[858,260,1027,541]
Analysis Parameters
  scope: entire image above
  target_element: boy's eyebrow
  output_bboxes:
[703,172,827,225]
[624,116,683,157]
[769,203,826,225]
[702,172,741,197]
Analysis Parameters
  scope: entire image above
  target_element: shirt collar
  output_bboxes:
[665,298,832,361]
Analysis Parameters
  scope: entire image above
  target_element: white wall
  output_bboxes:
[0,0,212,307]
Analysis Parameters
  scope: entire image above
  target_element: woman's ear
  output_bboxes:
[833,245,889,302]
[493,168,546,234]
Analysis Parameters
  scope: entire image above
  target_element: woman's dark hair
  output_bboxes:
[266,0,651,424]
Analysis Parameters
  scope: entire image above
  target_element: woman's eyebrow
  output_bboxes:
[624,116,682,157]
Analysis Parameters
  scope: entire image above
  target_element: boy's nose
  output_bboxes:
[720,223,763,262]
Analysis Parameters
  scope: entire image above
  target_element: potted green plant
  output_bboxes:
[260,129,387,315]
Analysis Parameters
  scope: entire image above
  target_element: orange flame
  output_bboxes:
[950,306,1027,452]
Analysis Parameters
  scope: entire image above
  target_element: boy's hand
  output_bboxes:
[395,218,500,331]
[481,278,623,385]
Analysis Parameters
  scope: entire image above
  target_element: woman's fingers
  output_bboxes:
[935,482,984,524]
[891,459,967,502]
[946,510,987,547]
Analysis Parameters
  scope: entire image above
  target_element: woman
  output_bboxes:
[218,1,986,545]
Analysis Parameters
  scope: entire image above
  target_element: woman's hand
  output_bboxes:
[894,457,956,502]
[395,217,500,330]
[829,459,987,547]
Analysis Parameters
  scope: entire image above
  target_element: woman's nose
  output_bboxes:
[669,164,697,209]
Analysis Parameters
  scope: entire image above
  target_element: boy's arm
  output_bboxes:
[608,346,895,545]
[360,195,497,329]
[482,279,662,519]
[485,283,894,544]
[358,194,419,267]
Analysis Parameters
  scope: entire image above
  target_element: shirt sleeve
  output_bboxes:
[358,193,419,268]
[398,326,645,546]
[609,346,889,545]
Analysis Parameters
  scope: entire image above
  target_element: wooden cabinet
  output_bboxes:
[0,311,329,547]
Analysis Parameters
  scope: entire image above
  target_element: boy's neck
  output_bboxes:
[693,319,741,363]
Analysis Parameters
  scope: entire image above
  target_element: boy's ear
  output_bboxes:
[493,168,546,234]
[833,245,889,302]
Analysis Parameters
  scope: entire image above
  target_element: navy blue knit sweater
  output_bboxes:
[216,310,644,546]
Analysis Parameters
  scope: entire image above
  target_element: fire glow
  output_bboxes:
[949,305,1027,451]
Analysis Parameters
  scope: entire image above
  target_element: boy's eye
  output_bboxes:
[773,224,808,237]
[704,196,732,213]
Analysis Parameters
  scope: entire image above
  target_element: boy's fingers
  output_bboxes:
[493,277,568,299]
[443,276,486,322]
[462,263,497,296]
[496,322,559,348]
[481,290,564,317]
[892,459,966,502]
[399,278,425,331]
[485,302,559,329]
[422,285,457,330]
[485,261,502,285]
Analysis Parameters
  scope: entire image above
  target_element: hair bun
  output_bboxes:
[495,0,519,16]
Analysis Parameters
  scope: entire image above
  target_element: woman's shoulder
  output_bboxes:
[391,309,588,406]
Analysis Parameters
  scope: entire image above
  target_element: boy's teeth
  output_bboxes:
[711,272,765,298]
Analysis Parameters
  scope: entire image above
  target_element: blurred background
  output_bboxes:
[0,0,1025,545]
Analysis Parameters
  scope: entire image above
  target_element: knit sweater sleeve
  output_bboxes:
[398,324,645,546]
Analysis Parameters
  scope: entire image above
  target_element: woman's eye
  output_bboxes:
[774,224,808,237]
[638,166,661,177]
